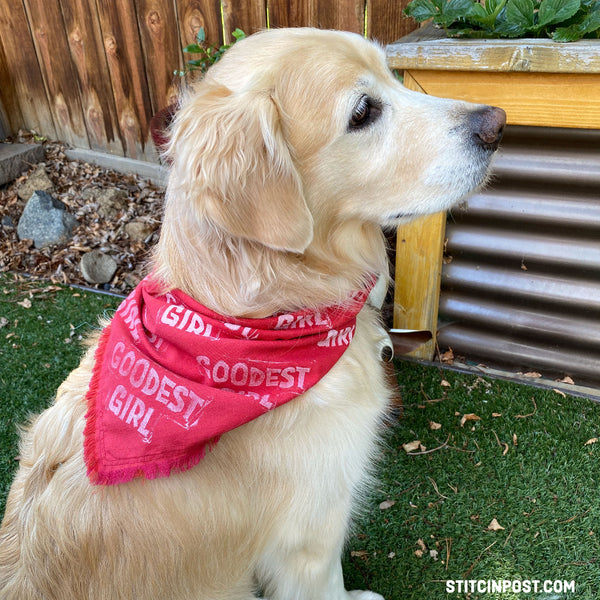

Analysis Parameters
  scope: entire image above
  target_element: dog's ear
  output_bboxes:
[168,84,313,253]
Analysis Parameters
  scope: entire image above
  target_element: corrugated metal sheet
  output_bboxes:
[438,125,600,387]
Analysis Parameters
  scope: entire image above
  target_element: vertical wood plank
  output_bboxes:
[393,212,445,359]
[222,0,267,40]
[367,0,417,44]
[59,0,123,154]
[23,0,89,148]
[96,0,155,160]
[267,0,316,28]
[393,71,446,360]
[176,0,222,50]
[316,0,365,33]
[0,98,8,139]
[0,0,56,139]
[0,34,20,137]
[136,0,182,114]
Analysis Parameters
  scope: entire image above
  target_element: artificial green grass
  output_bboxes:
[0,277,122,506]
[1,275,599,598]
[343,364,600,599]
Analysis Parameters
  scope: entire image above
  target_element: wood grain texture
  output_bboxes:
[177,0,222,49]
[96,0,155,160]
[410,70,600,129]
[367,0,416,45]
[60,0,122,154]
[23,0,89,147]
[0,33,20,136]
[316,0,365,33]
[393,212,446,360]
[402,70,425,93]
[268,0,315,28]
[222,0,267,41]
[387,23,600,74]
[136,0,181,114]
[0,1,56,139]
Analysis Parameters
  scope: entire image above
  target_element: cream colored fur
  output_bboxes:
[0,28,500,599]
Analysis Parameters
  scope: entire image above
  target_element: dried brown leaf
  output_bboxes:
[487,518,505,531]
[440,348,454,364]
[403,440,421,453]
[0,142,164,295]
[17,298,32,309]
[460,413,481,428]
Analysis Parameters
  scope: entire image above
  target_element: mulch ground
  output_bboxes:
[0,137,165,296]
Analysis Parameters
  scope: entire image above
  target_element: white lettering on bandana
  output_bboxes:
[83,276,371,485]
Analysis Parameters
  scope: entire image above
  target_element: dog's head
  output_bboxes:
[157,28,504,313]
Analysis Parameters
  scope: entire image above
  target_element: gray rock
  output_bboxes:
[17,164,55,201]
[0,143,45,186]
[80,250,118,285]
[17,191,77,248]
[125,219,154,242]
[82,188,128,219]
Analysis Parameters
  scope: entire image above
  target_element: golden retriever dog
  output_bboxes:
[0,28,505,599]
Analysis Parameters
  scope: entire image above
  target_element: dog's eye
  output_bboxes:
[349,96,381,131]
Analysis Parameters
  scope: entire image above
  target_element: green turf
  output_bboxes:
[342,363,600,599]
[1,275,599,598]
[0,277,122,506]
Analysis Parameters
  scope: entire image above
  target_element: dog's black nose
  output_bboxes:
[471,106,506,151]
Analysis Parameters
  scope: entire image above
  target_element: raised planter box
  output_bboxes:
[386,26,600,373]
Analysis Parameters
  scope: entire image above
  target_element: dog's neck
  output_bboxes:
[153,212,388,319]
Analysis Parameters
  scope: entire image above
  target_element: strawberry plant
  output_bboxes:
[175,27,246,78]
[404,0,600,41]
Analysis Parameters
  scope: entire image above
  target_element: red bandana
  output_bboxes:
[84,277,370,485]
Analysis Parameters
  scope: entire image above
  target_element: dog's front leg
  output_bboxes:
[257,539,385,600]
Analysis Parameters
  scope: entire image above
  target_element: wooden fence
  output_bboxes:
[0,0,416,162]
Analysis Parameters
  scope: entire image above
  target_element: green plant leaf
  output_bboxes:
[466,2,488,18]
[444,0,478,20]
[538,0,581,27]
[551,23,584,40]
[486,0,507,12]
[404,0,596,39]
[183,44,203,54]
[196,27,206,44]
[404,0,440,22]
[231,28,246,40]
[552,2,600,40]
[507,0,536,28]
[493,0,535,36]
